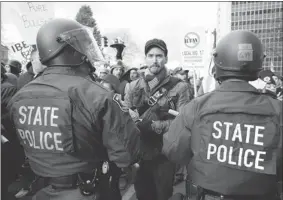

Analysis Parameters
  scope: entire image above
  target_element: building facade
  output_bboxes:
[217,1,283,73]
[0,44,9,64]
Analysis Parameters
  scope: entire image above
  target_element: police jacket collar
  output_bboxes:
[216,79,260,94]
[42,67,85,77]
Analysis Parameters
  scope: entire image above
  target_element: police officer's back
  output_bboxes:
[163,30,282,200]
[7,18,140,200]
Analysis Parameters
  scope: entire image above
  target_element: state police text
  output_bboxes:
[17,106,63,151]
[207,121,266,170]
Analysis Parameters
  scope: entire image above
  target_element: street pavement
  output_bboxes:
[121,180,196,200]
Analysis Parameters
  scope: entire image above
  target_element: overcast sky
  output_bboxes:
[2,2,218,71]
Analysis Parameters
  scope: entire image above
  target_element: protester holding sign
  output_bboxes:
[163,30,282,200]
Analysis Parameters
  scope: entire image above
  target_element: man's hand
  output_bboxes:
[129,109,140,122]
[136,119,155,135]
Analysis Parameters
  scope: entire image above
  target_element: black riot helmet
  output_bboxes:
[36,18,104,70]
[214,30,265,81]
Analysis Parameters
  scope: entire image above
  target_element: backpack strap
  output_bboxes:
[138,77,181,116]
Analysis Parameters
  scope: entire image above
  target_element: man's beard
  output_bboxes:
[149,64,162,74]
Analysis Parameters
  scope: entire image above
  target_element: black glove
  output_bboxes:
[136,119,155,136]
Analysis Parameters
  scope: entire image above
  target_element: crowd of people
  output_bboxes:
[1,18,282,200]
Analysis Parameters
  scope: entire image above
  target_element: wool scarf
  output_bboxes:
[144,67,167,91]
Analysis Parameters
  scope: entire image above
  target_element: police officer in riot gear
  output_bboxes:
[7,18,141,200]
[163,30,282,200]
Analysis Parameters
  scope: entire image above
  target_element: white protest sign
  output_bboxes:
[7,41,34,68]
[9,2,55,45]
[181,27,207,70]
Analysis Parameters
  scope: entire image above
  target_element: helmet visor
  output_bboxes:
[59,28,105,66]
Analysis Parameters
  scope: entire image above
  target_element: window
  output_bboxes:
[235,22,238,26]
[268,9,272,14]
[255,10,258,15]
[232,22,235,26]
[270,38,274,42]
[243,21,246,25]
[232,13,234,16]
[251,11,254,15]
[247,11,250,15]
[259,10,262,14]
[264,9,267,14]
[239,21,243,25]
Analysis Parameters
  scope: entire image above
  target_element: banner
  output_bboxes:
[9,2,55,45]
[7,41,34,68]
[181,27,207,70]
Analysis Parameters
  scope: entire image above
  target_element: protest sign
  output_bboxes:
[181,27,207,70]
[7,41,34,68]
[9,2,55,45]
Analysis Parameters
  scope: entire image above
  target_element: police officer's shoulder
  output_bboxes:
[263,94,282,115]
[72,77,113,105]
[192,90,215,104]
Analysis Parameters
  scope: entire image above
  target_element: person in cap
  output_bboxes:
[111,60,125,80]
[172,67,189,81]
[124,38,191,200]
[123,68,140,97]
[7,18,141,200]
[6,59,22,77]
[5,59,22,86]
[100,74,120,93]
[163,30,282,200]
[99,67,110,80]
[172,66,194,100]
[110,60,129,98]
